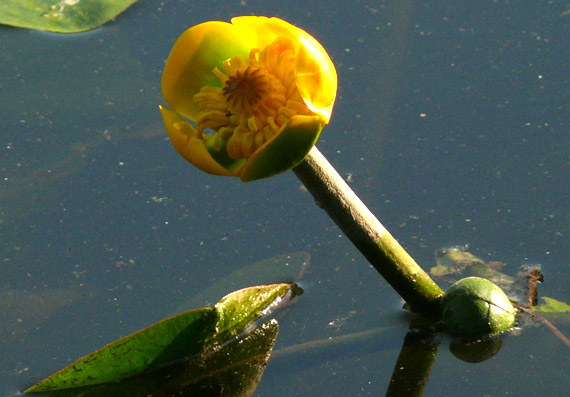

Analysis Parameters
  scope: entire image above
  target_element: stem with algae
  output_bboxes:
[293,146,444,315]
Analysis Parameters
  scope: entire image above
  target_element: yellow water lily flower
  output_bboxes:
[159,16,337,181]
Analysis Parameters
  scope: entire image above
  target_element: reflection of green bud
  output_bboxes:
[450,338,503,363]
[441,277,516,338]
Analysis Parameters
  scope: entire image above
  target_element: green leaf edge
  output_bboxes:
[532,296,570,313]
[0,0,139,33]
[25,283,292,392]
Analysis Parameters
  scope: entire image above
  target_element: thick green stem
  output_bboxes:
[293,146,443,315]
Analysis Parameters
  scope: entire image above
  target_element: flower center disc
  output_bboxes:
[222,67,269,113]
[193,39,312,160]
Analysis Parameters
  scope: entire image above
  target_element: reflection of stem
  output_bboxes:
[386,321,439,397]
[293,147,443,315]
[269,322,439,394]
[538,317,570,350]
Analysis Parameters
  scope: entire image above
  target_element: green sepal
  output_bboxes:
[240,115,324,182]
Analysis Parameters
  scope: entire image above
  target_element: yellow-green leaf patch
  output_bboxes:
[0,0,139,33]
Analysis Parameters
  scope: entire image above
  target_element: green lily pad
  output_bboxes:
[431,247,516,293]
[0,0,139,33]
[25,283,294,392]
[26,308,217,392]
[533,297,570,313]
[214,284,292,344]
[40,319,280,397]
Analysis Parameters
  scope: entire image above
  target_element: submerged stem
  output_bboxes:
[293,146,443,315]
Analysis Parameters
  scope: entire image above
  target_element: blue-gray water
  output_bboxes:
[1,1,568,395]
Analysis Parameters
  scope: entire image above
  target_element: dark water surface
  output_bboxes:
[1,1,568,395]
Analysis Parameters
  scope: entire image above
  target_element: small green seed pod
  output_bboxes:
[441,276,516,338]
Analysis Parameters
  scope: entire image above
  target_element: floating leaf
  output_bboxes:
[214,284,292,344]
[431,247,485,277]
[0,0,139,33]
[26,283,294,392]
[432,247,517,297]
[533,297,570,314]
[41,320,280,397]
[178,319,279,397]
[26,308,217,392]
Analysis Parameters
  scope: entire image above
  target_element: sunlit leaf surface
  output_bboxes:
[38,320,280,397]
[0,0,139,33]
[533,297,570,313]
[214,284,292,343]
[26,308,217,392]
[25,284,293,392]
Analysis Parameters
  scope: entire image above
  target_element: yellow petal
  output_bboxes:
[294,37,337,122]
[231,17,337,122]
[161,21,256,121]
[159,105,234,176]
